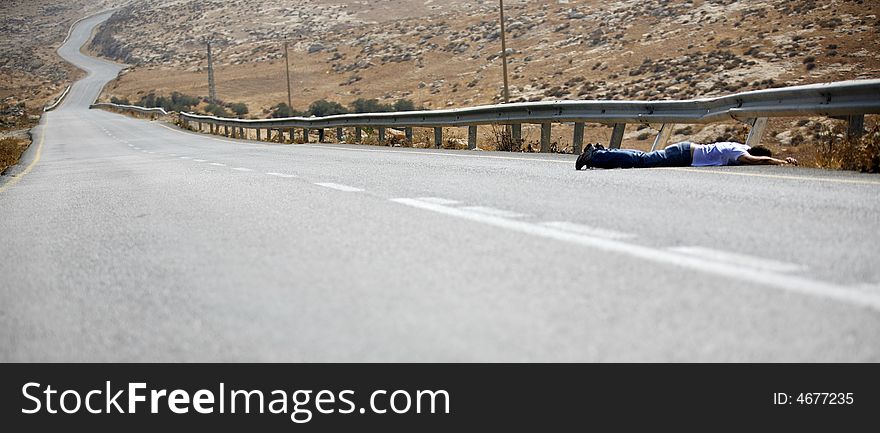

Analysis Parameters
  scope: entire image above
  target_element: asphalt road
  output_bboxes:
[2,13,879,362]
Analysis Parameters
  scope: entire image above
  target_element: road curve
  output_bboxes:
[1,13,879,362]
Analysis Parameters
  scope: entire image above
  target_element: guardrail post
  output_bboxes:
[609,123,626,149]
[572,122,585,154]
[256,128,262,141]
[434,127,443,148]
[650,123,674,152]
[468,126,478,150]
[745,118,768,147]
[355,127,362,143]
[318,128,326,143]
[511,124,522,148]
[240,127,245,139]
[378,127,386,145]
[303,128,310,143]
[405,127,413,145]
[540,123,551,153]
[336,128,344,142]
[224,125,229,137]
[847,114,865,138]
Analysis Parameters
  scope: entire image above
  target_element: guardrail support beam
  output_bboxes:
[511,124,522,149]
[355,127,362,143]
[318,128,326,143]
[405,127,413,145]
[609,123,626,149]
[745,118,768,147]
[224,125,229,137]
[468,126,478,150]
[650,123,674,152]
[572,122,585,154]
[256,128,261,141]
[303,128,310,143]
[847,114,865,138]
[336,128,344,142]
[434,127,443,148]
[378,127,386,145]
[540,123,551,153]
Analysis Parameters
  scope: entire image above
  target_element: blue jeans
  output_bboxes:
[590,142,693,168]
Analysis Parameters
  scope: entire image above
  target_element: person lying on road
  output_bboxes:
[575,141,798,170]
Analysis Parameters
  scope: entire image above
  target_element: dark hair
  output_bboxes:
[748,145,772,157]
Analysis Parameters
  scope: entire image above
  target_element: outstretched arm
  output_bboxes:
[737,154,799,166]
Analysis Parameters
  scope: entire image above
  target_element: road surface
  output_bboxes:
[2,13,879,362]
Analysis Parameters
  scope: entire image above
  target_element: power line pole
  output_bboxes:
[499,0,510,103]
[206,41,217,103]
[283,41,292,109]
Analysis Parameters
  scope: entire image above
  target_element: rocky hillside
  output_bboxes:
[90,0,880,151]
[0,0,123,108]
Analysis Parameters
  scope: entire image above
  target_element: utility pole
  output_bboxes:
[499,0,510,103]
[206,41,217,103]
[283,41,292,109]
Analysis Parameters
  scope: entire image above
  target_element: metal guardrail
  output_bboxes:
[155,80,880,152]
[90,102,169,117]
[44,85,71,112]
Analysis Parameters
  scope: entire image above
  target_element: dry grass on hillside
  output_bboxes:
[0,137,30,174]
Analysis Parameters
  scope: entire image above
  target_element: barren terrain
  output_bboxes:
[89,0,880,156]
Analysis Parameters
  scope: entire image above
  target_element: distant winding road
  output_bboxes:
[1,13,879,362]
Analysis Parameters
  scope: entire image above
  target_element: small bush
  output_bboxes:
[110,96,130,105]
[0,137,29,173]
[815,124,880,172]
[270,103,305,118]
[393,99,417,112]
[229,102,249,116]
[205,103,230,117]
[309,99,348,117]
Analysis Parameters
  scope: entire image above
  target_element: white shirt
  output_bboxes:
[691,142,751,166]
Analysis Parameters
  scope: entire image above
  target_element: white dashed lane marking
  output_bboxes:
[179,156,192,159]
[416,197,460,205]
[314,182,364,192]
[209,163,226,166]
[266,172,297,178]
[232,167,253,172]
[194,159,207,162]
[541,221,636,240]
[461,206,527,219]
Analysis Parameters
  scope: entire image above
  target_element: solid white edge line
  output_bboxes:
[669,246,806,274]
[390,198,880,312]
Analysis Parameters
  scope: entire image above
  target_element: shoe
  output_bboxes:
[594,143,605,150]
[576,144,595,170]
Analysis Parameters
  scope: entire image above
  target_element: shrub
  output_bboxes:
[137,91,202,112]
[229,102,249,116]
[205,103,230,117]
[349,98,393,113]
[815,124,880,172]
[270,103,305,118]
[393,99,417,112]
[110,96,130,105]
[308,99,348,117]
